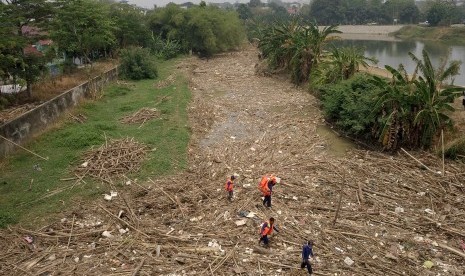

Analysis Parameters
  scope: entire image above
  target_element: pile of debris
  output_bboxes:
[68,113,87,124]
[0,104,37,125]
[75,137,149,183]
[120,108,159,125]
[1,48,465,276]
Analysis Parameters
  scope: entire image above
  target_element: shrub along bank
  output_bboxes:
[392,25,465,44]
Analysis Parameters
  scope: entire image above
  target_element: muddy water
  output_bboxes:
[315,124,355,156]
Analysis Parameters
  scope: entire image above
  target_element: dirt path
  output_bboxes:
[2,48,465,275]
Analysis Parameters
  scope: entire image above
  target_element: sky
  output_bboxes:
[128,0,309,9]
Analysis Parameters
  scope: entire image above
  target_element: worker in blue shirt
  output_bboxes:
[301,240,314,274]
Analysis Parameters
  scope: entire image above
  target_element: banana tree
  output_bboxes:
[372,49,462,150]
[409,50,462,148]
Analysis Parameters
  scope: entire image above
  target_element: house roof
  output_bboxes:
[38,39,53,46]
[24,45,43,57]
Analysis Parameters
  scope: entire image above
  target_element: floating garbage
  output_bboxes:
[235,219,247,226]
[102,231,114,238]
[424,208,435,215]
[104,191,118,201]
[344,257,354,266]
[24,236,34,244]
[423,260,434,269]
[395,207,404,213]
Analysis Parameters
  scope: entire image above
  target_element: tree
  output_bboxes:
[311,46,377,86]
[248,0,262,8]
[371,50,462,149]
[236,3,252,20]
[383,0,420,24]
[51,0,116,64]
[257,20,341,84]
[148,5,245,57]
[109,3,151,48]
[0,0,54,97]
[427,1,454,26]
[309,0,345,25]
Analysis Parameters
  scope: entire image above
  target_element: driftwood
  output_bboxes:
[1,47,465,276]
[0,134,48,160]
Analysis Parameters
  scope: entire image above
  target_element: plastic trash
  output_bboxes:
[395,207,404,213]
[24,236,34,244]
[102,231,113,238]
[344,257,354,266]
[238,210,249,217]
[423,260,434,269]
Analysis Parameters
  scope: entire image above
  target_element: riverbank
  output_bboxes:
[392,25,465,44]
[1,46,465,275]
[330,25,404,41]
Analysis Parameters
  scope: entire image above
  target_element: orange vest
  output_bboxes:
[260,221,274,236]
[258,174,275,196]
[225,178,234,191]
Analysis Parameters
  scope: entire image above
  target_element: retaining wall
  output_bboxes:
[0,67,118,157]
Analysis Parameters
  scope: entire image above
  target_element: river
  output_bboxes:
[331,39,465,86]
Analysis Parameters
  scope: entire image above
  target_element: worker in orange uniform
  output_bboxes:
[259,217,279,247]
[258,174,280,208]
[225,175,236,201]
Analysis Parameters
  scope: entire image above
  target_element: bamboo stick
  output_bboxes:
[0,135,48,160]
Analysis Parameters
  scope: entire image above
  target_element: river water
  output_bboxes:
[331,39,465,86]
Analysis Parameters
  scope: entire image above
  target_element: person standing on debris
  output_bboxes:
[225,175,236,201]
[301,240,314,274]
[259,217,279,247]
[258,174,280,208]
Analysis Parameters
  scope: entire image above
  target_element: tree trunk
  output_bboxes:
[26,81,32,98]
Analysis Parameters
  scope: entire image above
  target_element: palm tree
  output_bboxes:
[306,24,341,66]
[371,49,462,150]
[409,50,462,147]
[311,46,377,86]
[256,20,341,84]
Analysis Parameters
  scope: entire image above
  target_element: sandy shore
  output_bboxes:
[336,25,405,34]
[328,25,405,41]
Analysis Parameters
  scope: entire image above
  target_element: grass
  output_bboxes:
[0,57,191,228]
[392,25,465,44]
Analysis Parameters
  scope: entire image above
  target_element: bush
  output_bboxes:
[150,35,183,60]
[320,74,381,137]
[119,48,157,80]
[148,5,246,57]
[443,137,465,159]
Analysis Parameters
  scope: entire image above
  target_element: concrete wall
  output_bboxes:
[0,67,118,157]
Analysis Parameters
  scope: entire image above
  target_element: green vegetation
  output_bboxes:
[444,137,465,159]
[119,47,158,80]
[1,0,245,104]
[257,20,341,85]
[311,46,377,86]
[371,50,461,150]
[317,49,462,150]
[0,58,191,228]
[308,0,419,25]
[148,4,245,57]
[392,25,465,44]
[320,73,381,137]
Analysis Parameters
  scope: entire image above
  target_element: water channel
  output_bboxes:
[331,39,465,86]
